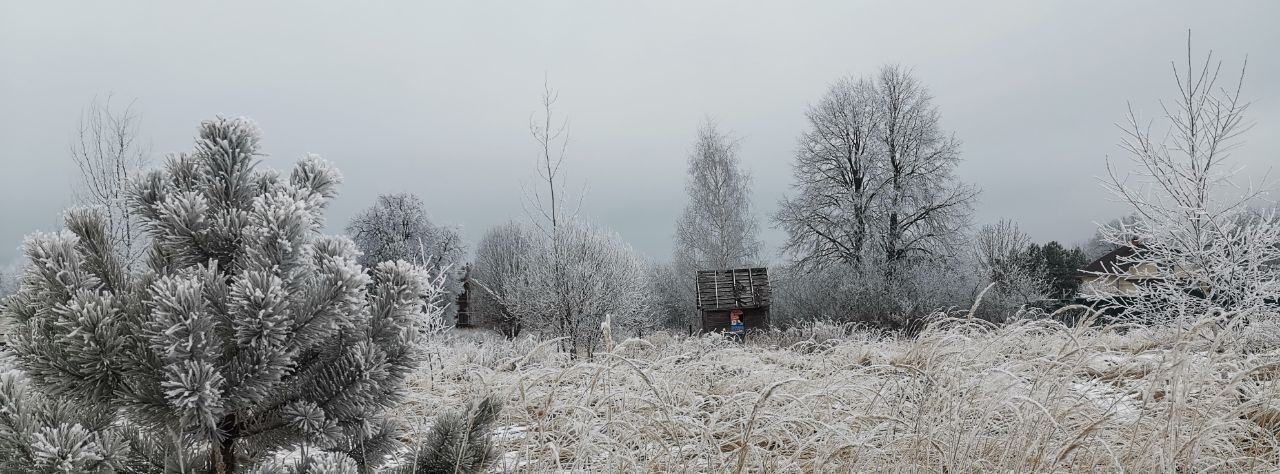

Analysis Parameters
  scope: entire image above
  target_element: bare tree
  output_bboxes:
[345,193,465,272]
[520,220,650,354]
[972,220,1048,317]
[1093,35,1280,321]
[873,66,978,280]
[973,220,1033,280]
[674,120,762,271]
[776,75,881,270]
[473,220,649,352]
[524,79,581,235]
[471,222,539,338]
[657,120,763,329]
[776,65,977,281]
[518,79,608,354]
[500,81,653,352]
[646,261,692,331]
[70,95,150,267]
[345,193,466,324]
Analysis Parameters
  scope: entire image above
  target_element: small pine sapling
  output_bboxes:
[1,117,443,472]
[398,395,503,474]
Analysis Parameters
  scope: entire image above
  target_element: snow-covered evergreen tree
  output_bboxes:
[1,117,444,472]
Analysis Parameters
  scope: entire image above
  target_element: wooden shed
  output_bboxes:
[454,267,473,328]
[696,267,771,333]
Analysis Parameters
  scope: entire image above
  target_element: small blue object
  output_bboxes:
[730,320,745,333]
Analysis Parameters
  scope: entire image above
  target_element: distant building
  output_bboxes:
[696,267,771,334]
[1077,241,1159,297]
[454,265,473,328]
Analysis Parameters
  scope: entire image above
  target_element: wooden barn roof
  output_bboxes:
[696,267,771,310]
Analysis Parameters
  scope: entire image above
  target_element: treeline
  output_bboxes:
[335,65,1100,338]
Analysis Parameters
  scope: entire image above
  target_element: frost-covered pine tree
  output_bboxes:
[1,117,442,472]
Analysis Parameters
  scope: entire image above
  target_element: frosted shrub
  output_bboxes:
[1093,44,1280,324]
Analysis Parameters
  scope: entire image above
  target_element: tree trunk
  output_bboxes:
[211,416,238,473]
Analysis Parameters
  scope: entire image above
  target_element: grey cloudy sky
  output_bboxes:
[2,1,1277,266]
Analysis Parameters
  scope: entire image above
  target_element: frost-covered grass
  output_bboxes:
[395,316,1280,472]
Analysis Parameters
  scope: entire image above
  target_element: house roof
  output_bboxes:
[696,267,771,310]
[1079,242,1145,278]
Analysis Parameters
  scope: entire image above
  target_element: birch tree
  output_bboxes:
[674,120,762,271]
[69,95,150,268]
[657,120,762,329]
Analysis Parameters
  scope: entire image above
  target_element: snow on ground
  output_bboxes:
[393,318,1280,472]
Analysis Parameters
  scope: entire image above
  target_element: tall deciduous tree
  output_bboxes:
[346,192,465,329]
[658,120,762,328]
[345,193,464,273]
[674,120,762,271]
[2,117,448,472]
[776,75,880,270]
[777,65,977,280]
[70,95,151,268]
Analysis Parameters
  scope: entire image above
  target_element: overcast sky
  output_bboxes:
[1,1,1277,267]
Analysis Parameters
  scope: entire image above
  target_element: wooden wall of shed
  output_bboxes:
[701,308,770,333]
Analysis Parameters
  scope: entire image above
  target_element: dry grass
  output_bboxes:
[394,316,1280,473]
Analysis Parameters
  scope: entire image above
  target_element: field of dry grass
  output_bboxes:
[394,315,1280,473]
